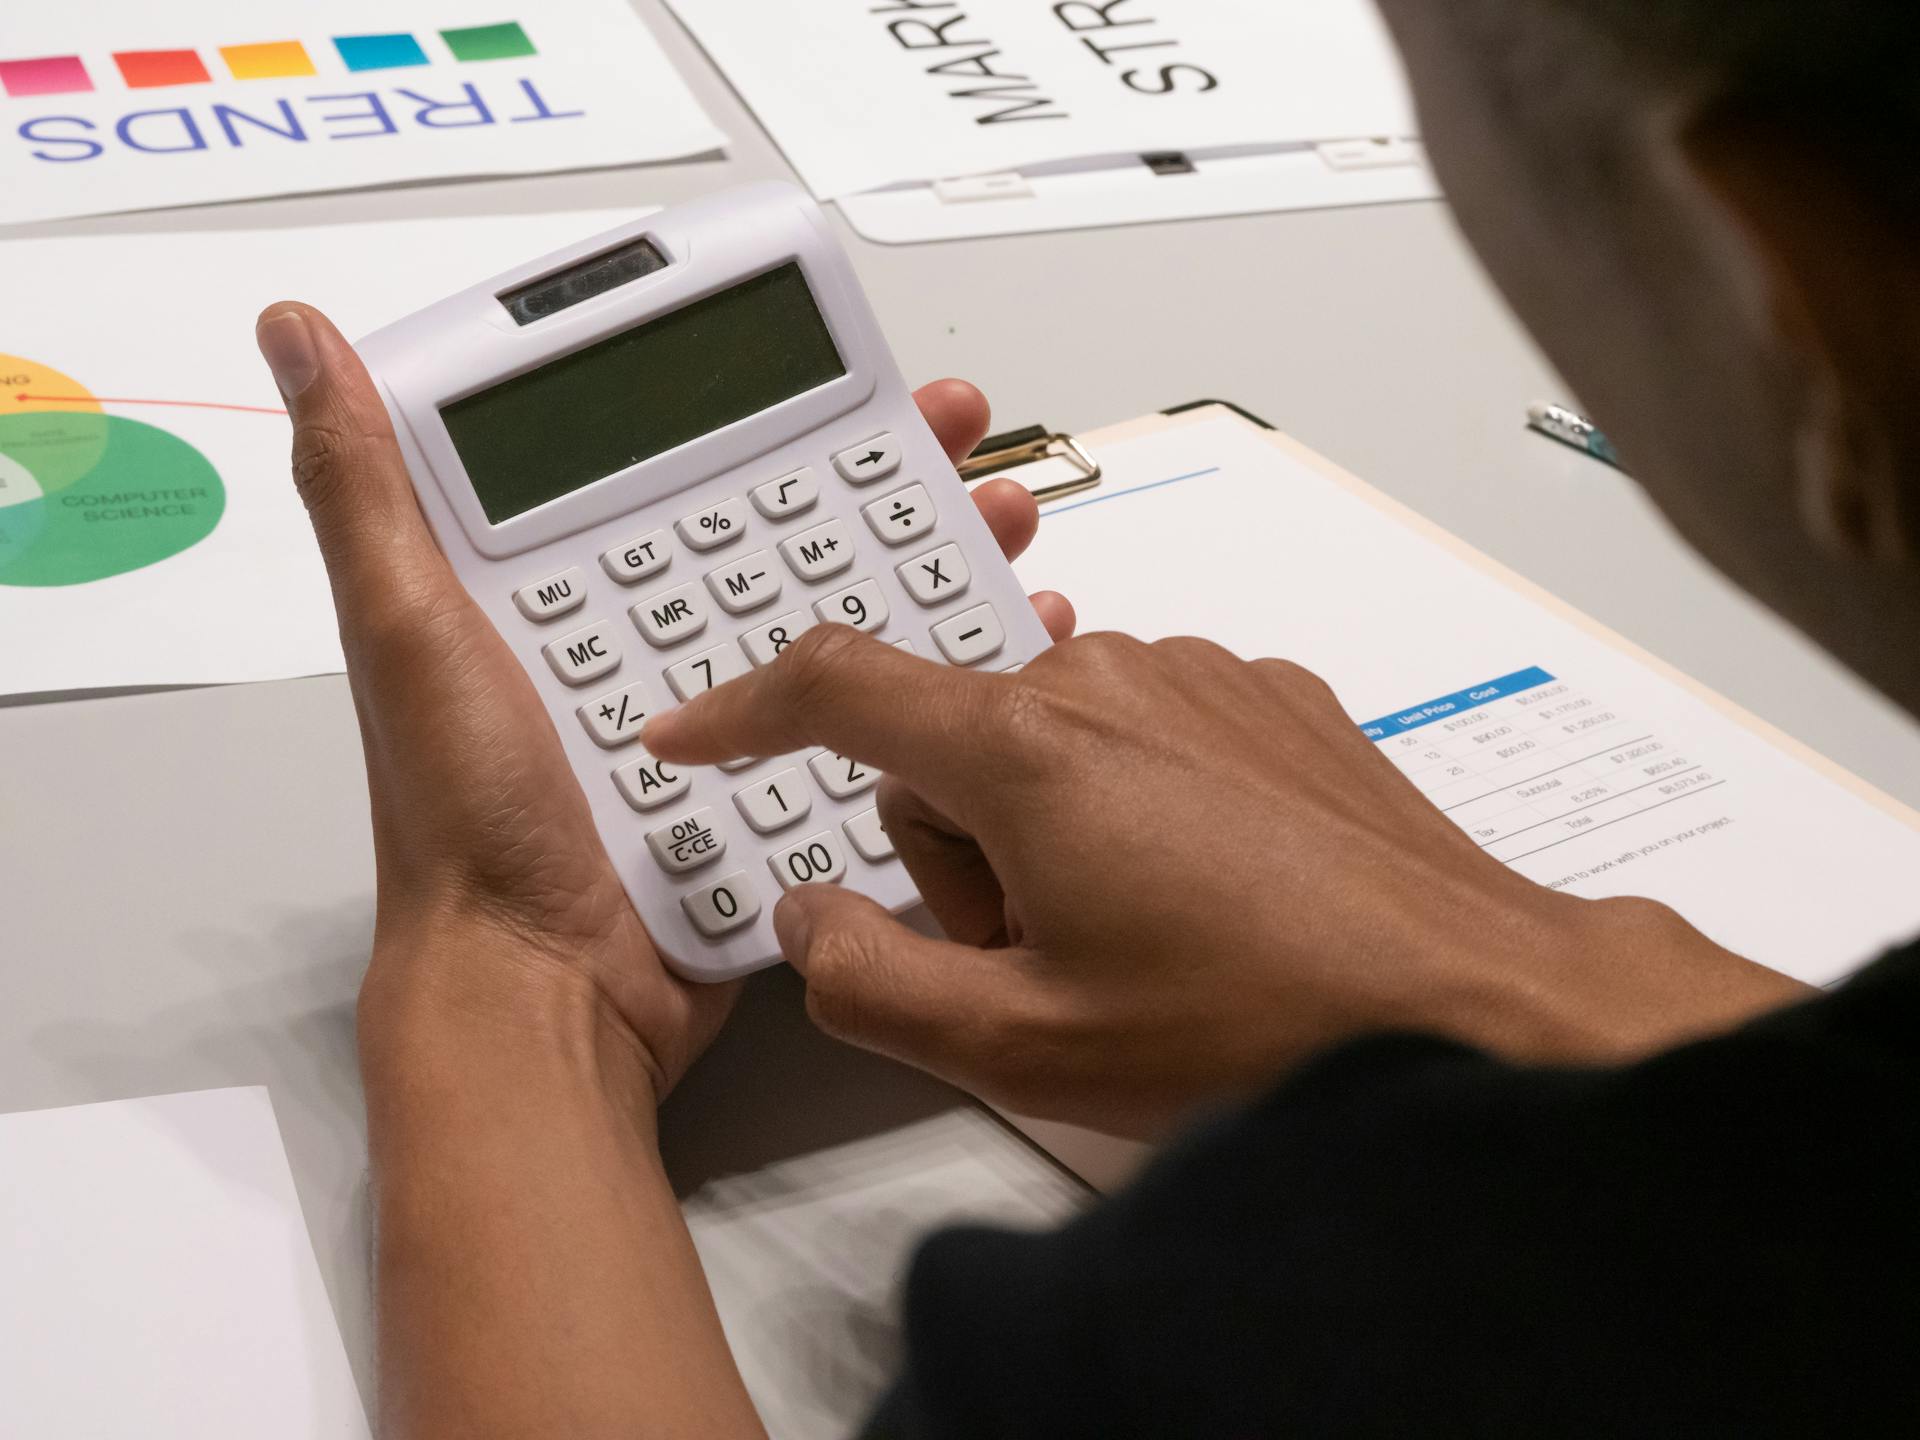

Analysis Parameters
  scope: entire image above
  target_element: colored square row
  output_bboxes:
[0,23,536,98]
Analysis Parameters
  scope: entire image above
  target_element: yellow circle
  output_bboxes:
[0,354,100,417]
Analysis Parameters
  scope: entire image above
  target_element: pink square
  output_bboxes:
[0,55,93,98]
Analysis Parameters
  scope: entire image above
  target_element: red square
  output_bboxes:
[113,49,212,89]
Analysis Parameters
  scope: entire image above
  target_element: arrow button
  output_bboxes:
[832,433,902,485]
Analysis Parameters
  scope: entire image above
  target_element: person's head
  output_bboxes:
[1373,0,1920,715]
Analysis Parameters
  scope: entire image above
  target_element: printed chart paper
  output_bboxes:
[663,0,1416,200]
[0,209,638,697]
[0,1087,369,1439]
[1014,413,1920,987]
[0,1,723,224]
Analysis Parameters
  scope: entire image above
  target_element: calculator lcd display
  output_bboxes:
[441,262,847,524]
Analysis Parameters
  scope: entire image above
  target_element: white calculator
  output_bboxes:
[356,183,1049,982]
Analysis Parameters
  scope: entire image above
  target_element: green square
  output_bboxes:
[440,21,537,62]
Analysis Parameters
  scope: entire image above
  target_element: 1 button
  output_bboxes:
[863,485,934,546]
[613,749,689,812]
[742,610,813,667]
[542,619,620,686]
[832,433,902,485]
[577,679,656,749]
[631,581,709,649]
[600,530,671,585]
[932,603,1005,666]
[704,549,781,616]
[647,807,727,875]
[514,566,588,622]
[683,871,761,938]
[769,830,849,891]
[666,640,748,701]
[779,518,855,583]
[843,808,895,862]
[751,467,819,520]
[809,750,878,800]
[734,767,812,834]
[814,578,888,633]
[897,543,970,606]
[677,496,748,552]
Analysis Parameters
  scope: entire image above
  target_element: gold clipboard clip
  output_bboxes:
[959,424,1102,504]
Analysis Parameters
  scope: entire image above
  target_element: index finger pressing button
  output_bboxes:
[809,750,879,800]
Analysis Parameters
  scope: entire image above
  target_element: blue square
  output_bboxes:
[333,33,428,72]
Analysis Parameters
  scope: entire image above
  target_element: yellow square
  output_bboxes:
[220,41,317,81]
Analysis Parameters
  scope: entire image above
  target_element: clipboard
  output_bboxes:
[964,400,1920,1193]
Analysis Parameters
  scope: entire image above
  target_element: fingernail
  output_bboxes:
[256,310,320,400]
[773,895,814,968]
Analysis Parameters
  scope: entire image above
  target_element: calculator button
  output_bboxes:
[704,549,782,616]
[832,434,902,485]
[542,619,621,686]
[613,750,690,812]
[647,808,727,875]
[683,871,762,938]
[931,603,1006,666]
[666,640,749,701]
[843,808,896,862]
[751,466,820,520]
[600,530,672,585]
[779,519,855,583]
[814,578,889,633]
[513,566,588,623]
[577,680,657,749]
[677,496,748,552]
[630,582,709,649]
[734,767,813,834]
[769,830,849,891]
[863,485,934,546]
[896,543,971,607]
[809,750,879,800]
[742,610,813,667]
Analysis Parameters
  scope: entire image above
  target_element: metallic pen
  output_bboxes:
[1528,402,1621,469]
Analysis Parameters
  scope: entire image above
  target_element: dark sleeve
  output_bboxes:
[862,945,1920,1439]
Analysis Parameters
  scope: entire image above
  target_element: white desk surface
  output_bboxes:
[5,0,1919,1413]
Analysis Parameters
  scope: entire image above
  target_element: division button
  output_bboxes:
[896,543,970,606]
[751,466,820,520]
[778,518,856,583]
[683,871,762,938]
[541,618,621,686]
[769,830,849,890]
[813,578,889,633]
[809,750,879,800]
[704,548,782,616]
[647,807,727,875]
[613,749,690,812]
[741,610,814,667]
[577,679,657,749]
[676,496,748,552]
[600,529,672,585]
[931,603,1005,667]
[513,565,589,622]
[630,581,710,649]
[862,484,934,546]
[734,766,812,834]
[832,433,902,484]
[842,808,896,862]
[665,640,749,701]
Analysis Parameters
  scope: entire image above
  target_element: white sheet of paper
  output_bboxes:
[0,1,721,225]
[0,1087,369,1438]
[686,1110,1087,1439]
[662,0,1415,200]
[1013,412,1920,987]
[0,209,639,697]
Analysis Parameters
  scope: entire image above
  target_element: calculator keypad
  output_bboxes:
[543,619,621,686]
[677,497,748,552]
[614,750,689,811]
[751,467,819,520]
[810,751,879,800]
[897,543,970,607]
[578,680,657,749]
[734,767,812,834]
[779,518,856,582]
[741,610,813,667]
[863,484,934,546]
[832,433,902,484]
[601,530,672,585]
[514,566,589,622]
[932,602,1006,666]
[632,582,710,649]
[814,578,889,633]
[648,808,727,874]
[683,871,761,937]
[704,549,782,616]
[770,830,849,890]
[666,641,749,702]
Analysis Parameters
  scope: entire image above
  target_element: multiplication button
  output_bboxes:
[931,603,1004,666]
[862,485,934,546]
[577,679,656,749]
[647,807,726,875]
[897,543,970,606]
[832,433,902,484]
[676,496,747,552]
[769,830,848,890]
[683,871,761,938]
[542,619,620,686]
[751,467,819,520]
[513,566,588,622]
[600,530,671,585]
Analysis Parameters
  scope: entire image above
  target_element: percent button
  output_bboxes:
[677,496,748,553]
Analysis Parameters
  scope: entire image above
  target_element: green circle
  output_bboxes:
[0,413,225,588]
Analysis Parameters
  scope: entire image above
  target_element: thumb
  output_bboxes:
[256,302,451,631]
[775,886,1038,1089]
